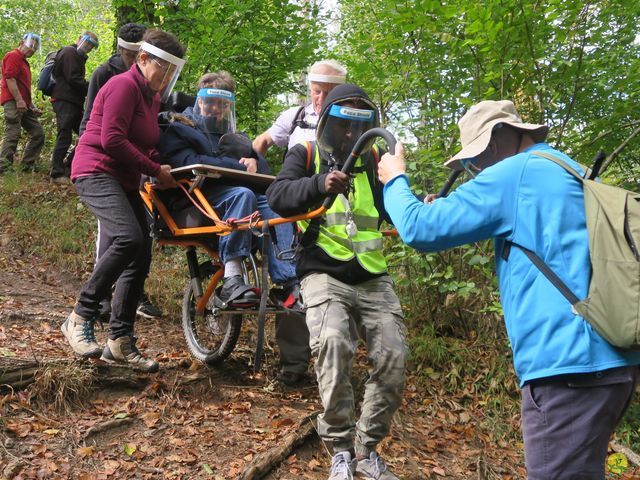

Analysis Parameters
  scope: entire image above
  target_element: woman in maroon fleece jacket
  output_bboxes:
[63,29,184,372]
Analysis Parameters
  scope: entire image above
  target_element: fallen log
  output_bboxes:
[238,412,319,480]
[0,358,150,392]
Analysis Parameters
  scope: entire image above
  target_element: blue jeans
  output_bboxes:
[204,184,296,285]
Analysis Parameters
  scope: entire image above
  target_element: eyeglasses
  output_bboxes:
[151,58,176,76]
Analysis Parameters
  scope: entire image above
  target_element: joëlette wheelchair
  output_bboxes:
[140,124,397,372]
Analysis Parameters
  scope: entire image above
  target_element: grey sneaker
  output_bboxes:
[101,335,159,373]
[136,293,162,319]
[356,451,398,480]
[60,311,101,358]
[328,451,356,480]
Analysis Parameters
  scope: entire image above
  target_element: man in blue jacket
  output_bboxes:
[378,100,640,479]
[158,71,299,309]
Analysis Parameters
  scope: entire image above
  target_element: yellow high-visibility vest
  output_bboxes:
[298,144,387,274]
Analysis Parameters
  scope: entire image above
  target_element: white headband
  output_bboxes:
[308,73,346,84]
[117,37,143,51]
[139,41,186,68]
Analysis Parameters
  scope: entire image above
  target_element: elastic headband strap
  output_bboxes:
[197,88,235,101]
[308,73,346,84]
[117,37,143,51]
[139,42,186,68]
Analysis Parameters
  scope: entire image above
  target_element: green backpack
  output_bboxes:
[509,150,640,350]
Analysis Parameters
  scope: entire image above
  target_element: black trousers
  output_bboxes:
[74,174,152,339]
[522,365,638,479]
[51,100,82,178]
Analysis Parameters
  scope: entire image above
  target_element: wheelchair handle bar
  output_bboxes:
[322,128,397,209]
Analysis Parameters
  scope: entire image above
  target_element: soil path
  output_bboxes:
[0,243,531,479]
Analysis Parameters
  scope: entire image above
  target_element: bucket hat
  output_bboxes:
[446,100,548,170]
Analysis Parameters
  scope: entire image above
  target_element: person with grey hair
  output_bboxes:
[252,59,347,387]
[379,100,640,479]
[252,59,347,156]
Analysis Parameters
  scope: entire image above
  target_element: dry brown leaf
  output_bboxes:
[433,466,446,476]
[142,412,161,428]
[77,446,95,458]
[102,459,120,475]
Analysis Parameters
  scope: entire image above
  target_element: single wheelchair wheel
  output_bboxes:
[182,262,241,365]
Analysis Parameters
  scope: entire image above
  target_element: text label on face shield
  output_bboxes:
[332,106,375,121]
[203,89,235,101]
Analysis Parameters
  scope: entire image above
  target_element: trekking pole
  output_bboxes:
[322,127,397,209]
[435,170,462,198]
[588,150,606,180]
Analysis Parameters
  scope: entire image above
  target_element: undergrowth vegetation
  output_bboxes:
[1,165,638,452]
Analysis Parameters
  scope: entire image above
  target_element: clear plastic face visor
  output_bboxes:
[139,42,186,103]
[193,88,236,135]
[77,35,99,54]
[317,105,376,164]
[22,33,41,53]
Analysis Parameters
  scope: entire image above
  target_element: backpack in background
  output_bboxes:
[511,150,640,350]
[37,50,59,97]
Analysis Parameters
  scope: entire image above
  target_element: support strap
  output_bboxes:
[254,220,271,372]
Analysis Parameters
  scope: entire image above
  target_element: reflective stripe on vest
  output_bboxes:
[298,144,387,274]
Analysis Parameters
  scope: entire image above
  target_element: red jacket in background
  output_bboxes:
[72,64,162,191]
[0,49,32,106]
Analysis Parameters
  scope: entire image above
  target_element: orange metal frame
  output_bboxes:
[140,180,327,314]
[140,178,397,315]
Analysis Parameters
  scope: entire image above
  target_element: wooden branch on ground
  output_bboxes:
[84,417,136,441]
[238,412,319,480]
[0,359,150,392]
[611,440,640,467]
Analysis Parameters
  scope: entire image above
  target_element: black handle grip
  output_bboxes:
[436,170,462,198]
[322,128,397,209]
[588,150,606,180]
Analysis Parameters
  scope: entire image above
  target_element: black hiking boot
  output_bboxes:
[215,275,259,308]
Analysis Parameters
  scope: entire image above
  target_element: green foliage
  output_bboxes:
[616,393,640,452]
[0,0,115,75]
[112,0,327,136]
[1,0,115,148]
[0,171,96,273]
[335,0,640,181]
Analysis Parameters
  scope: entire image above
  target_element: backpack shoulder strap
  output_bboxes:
[532,150,590,182]
[503,241,580,306]
[288,105,308,136]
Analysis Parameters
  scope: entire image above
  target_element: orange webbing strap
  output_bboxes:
[371,145,380,165]
[305,141,313,172]
[177,182,224,226]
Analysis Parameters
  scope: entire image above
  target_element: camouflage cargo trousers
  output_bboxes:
[301,272,407,453]
[0,100,44,172]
